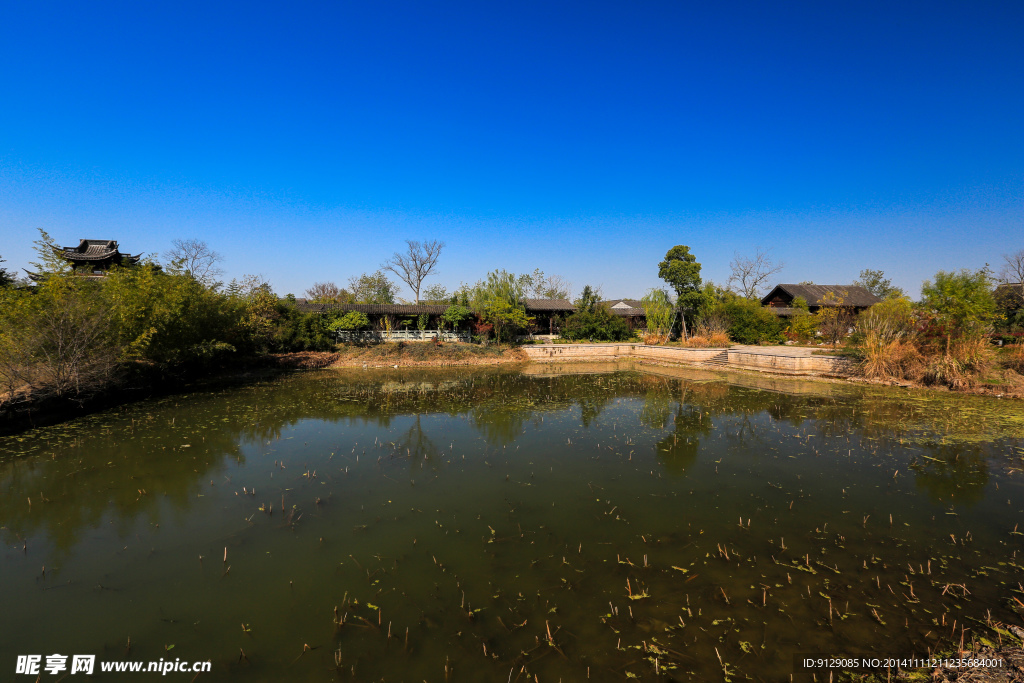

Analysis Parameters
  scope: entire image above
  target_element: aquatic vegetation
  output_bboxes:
[0,366,1021,680]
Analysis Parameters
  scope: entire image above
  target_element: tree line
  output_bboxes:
[1,231,1021,404]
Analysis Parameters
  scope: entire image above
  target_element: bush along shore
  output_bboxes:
[3,236,1023,434]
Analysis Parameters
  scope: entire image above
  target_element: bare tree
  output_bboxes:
[305,281,343,302]
[999,249,1024,286]
[527,269,572,300]
[728,248,784,299]
[167,239,224,287]
[382,240,445,304]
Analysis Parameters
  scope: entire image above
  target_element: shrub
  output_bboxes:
[562,306,631,342]
[1004,345,1024,373]
[328,311,371,331]
[0,277,121,398]
[720,297,783,344]
[276,308,337,352]
[709,332,731,347]
[857,296,920,380]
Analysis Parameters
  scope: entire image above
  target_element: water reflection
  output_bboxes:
[2,368,1018,551]
[1,366,1021,681]
[911,443,991,506]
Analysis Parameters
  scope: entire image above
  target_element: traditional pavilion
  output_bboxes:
[29,239,143,281]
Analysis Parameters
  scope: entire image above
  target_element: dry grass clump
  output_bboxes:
[642,332,670,345]
[862,339,925,381]
[921,337,993,389]
[1004,344,1024,373]
[708,332,731,347]
[681,336,710,348]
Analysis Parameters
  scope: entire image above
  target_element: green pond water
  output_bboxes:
[1,362,1023,682]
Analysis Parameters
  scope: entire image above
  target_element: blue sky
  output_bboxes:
[1,1,1021,300]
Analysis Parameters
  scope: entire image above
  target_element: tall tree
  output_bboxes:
[471,270,529,309]
[853,268,905,299]
[727,248,784,299]
[658,245,704,338]
[383,240,445,304]
[921,268,997,353]
[348,271,398,304]
[527,269,572,300]
[305,281,348,303]
[421,283,450,304]
[574,284,602,313]
[998,249,1024,288]
[0,255,12,287]
[29,228,71,276]
[167,238,224,287]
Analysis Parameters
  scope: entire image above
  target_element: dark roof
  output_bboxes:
[761,284,882,308]
[55,239,141,264]
[523,298,575,311]
[294,302,450,315]
[609,306,646,317]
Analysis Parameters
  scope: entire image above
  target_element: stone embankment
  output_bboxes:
[520,343,855,377]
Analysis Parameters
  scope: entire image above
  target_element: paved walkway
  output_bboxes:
[729,345,835,358]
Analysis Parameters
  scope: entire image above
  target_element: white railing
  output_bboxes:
[334,329,471,343]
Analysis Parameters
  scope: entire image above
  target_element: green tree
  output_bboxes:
[0,255,12,287]
[526,269,572,300]
[574,284,601,313]
[640,288,674,343]
[784,296,818,342]
[471,270,529,309]
[658,245,704,338]
[0,276,120,398]
[441,304,473,330]
[854,269,905,299]
[30,228,71,276]
[482,300,533,347]
[348,271,398,304]
[421,283,450,304]
[920,269,998,353]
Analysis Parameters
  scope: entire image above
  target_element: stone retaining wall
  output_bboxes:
[521,344,854,377]
[727,350,855,376]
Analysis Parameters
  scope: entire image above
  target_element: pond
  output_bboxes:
[1,363,1023,681]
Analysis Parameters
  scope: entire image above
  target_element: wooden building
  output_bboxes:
[522,298,575,334]
[601,299,647,329]
[760,284,881,316]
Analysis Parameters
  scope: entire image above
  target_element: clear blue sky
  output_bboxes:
[1,1,1021,300]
